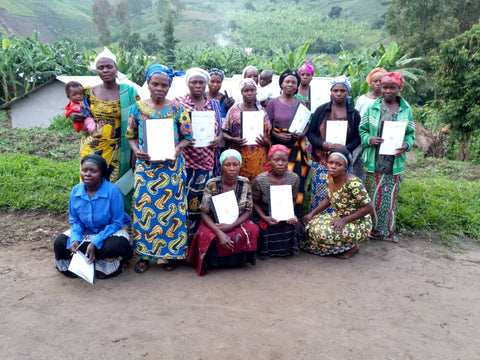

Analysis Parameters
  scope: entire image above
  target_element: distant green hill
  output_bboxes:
[0,0,389,52]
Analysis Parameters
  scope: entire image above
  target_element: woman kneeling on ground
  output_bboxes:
[302,148,373,259]
[54,155,133,279]
[189,149,259,276]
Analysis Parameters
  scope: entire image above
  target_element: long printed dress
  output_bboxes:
[126,101,193,262]
[82,85,137,183]
[222,104,271,181]
[266,97,310,217]
[188,176,259,276]
[302,176,372,256]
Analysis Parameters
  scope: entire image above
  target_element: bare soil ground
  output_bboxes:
[1,211,480,360]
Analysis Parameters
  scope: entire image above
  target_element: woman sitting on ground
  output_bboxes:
[302,148,373,259]
[188,149,259,276]
[54,155,133,279]
[252,145,303,258]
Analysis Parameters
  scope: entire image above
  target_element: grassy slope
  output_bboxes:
[0,0,387,49]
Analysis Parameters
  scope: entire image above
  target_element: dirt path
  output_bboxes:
[1,211,480,360]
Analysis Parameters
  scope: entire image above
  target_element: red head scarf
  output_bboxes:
[381,72,404,90]
[265,144,289,172]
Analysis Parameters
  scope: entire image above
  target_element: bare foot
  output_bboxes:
[91,130,102,138]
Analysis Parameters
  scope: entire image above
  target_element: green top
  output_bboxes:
[359,96,415,175]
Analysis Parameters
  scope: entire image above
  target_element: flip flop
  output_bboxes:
[335,244,359,259]
[163,261,177,272]
[134,260,149,274]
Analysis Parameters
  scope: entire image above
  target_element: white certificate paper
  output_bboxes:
[211,190,239,224]
[325,120,348,145]
[241,111,264,145]
[143,118,175,161]
[288,103,311,133]
[191,111,216,147]
[68,251,95,285]
[269,185,295,221]
[379,121,407,155]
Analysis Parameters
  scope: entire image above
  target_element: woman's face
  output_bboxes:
[381,81,400,102]
[244,69,259,84]
[370,73,383,93]
[188,75,207,98]
[269,151,288,175]
[331,84,348,104]
[327,154,347,177]
[96,58,117,83]
[241,84,257,105]
[299,71,313,86]
[281,75,298,95]
[222,157,241,180]
[208,75,222,95]
[148,73,170,102]
[80,161,102,187]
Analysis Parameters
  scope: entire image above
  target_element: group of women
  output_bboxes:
[54,52,415,279]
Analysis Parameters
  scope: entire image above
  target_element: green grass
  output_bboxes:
[0,0,35,16]
[0,154,78,212]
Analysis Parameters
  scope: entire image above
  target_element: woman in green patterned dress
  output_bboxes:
[302,148,373,259]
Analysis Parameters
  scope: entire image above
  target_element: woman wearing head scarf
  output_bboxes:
[296,60,315,110]
[188,149,259,276]
[359,72,415,243]
[70,48,139,189]
[242,65,259,84]
[252,145,304,258]
[266,69,310,217]
[206,68,235,119]
[222,78,271,181]
[302,148,373,259]
[355,67,388,116]
[176,68,224,239]
[307,75,361,213]
[54,155,133,279]
[126,64,192,273]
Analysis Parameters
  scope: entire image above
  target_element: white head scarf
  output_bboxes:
[185,67,210,85]
[88,47,126,80]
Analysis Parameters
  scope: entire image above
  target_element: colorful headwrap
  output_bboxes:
[381,72,404,90]
[185,67,210,85]
[81,154,108,179]
[208,68,225,81]
[265,144,289,172]
[366,67,387,86]
[299,60,314,75]
[220,149,242,167]
[330,75,351,92]
[279,69,301,91]
[146,64,185,85]
[239,78,257,90]
[328,148,352,167]
[242,65,258,78]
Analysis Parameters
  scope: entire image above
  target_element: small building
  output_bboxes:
[0,75,144,128]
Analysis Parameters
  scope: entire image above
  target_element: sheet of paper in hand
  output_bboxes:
[241,111,264,145]
[211,190,239,224]
[288,103,311,134]
[68,251,95,285]
[325,120,348,145]
[142,118,175,161]
[191,111,216,147]
[269,185,295,221]
[379,121,407,155]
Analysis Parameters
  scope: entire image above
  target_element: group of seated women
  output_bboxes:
[55,56,414,278]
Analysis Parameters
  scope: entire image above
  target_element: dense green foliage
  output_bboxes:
[432,25,480,161]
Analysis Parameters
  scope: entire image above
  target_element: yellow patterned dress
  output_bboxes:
[303,176,372,255]
[126,101,192,261]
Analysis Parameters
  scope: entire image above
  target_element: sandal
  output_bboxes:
[335,244,359,259]
[163,261,177,272]
[134,260,149,274]
[385,236,399,243]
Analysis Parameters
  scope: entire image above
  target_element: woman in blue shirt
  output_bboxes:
[54,154,133,279]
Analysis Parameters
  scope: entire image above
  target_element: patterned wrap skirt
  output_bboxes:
[132,156,189,261]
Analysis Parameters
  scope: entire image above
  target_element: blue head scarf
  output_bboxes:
[220,149,242,167]
[146,64,185,85]
[330,75,352,103]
